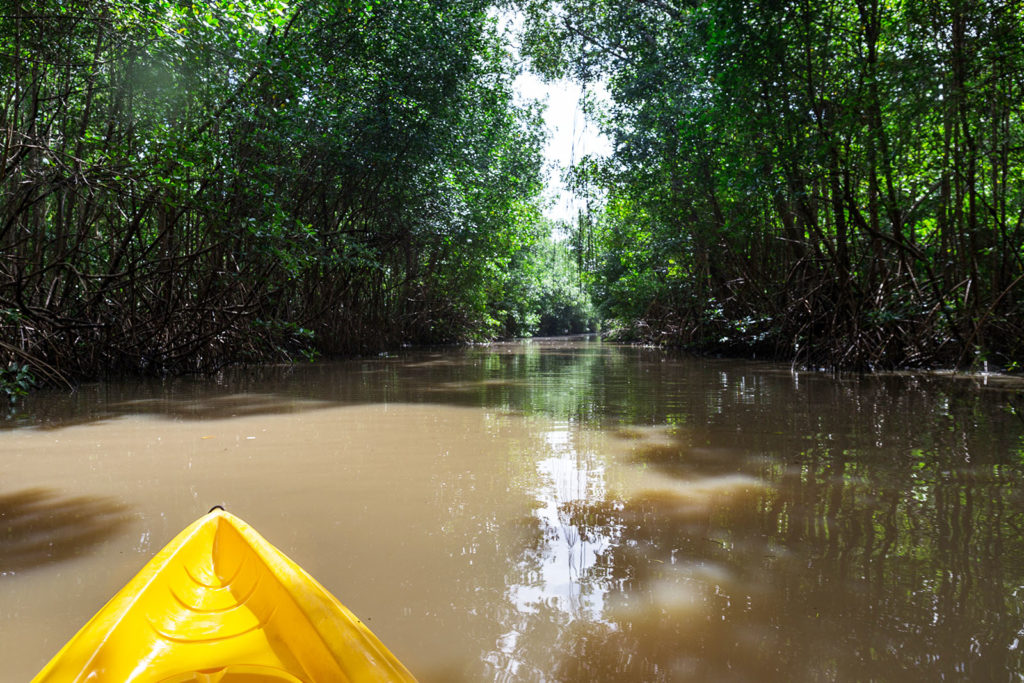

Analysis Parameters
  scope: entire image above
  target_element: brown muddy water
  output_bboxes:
[3,340,1024,681]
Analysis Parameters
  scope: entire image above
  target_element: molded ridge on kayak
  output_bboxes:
[32,509,416,682]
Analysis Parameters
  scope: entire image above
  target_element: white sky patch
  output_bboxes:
[497,9,612,224]
[514,72,612,224]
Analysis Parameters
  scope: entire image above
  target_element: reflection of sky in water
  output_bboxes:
[494,424,618,666]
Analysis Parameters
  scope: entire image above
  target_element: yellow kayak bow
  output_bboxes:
[32,508,416,682]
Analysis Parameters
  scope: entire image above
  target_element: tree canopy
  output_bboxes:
[522,0,1024,370]
[1,0,561,385]
[6,0,1021,387]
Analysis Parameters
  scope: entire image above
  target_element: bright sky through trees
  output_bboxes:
[515,73,610,222]
[500,7,610,224]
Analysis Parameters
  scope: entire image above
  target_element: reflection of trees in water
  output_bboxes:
[531,460,1024,680]
[0,488,131,573]
[761,451,1024,680]
[520,358,1024,681]
[424,347,1024,680]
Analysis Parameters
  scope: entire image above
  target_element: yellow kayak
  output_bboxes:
[32,508,416,682]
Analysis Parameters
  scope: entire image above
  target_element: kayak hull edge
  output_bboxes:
[31,509,417,683]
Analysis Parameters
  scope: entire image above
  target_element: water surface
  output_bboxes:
[3,340,1024,681]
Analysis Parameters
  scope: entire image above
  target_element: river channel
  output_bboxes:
[3,339,1024,681]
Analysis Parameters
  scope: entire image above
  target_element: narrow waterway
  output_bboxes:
[3,340,1024,681]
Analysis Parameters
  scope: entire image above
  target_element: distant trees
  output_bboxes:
[522,0,1024,369]
[490,215,599,337]
[1,0,550,383]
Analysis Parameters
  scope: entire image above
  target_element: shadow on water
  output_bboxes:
[0,488,132,573]
[5,340,1024,434]
[2,340,632,430]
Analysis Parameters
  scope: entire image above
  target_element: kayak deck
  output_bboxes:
[32,509,415,682]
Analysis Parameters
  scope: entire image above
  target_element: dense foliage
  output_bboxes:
[522,0,1024,370]
[490,216,599,337]
[1,0,554,385]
